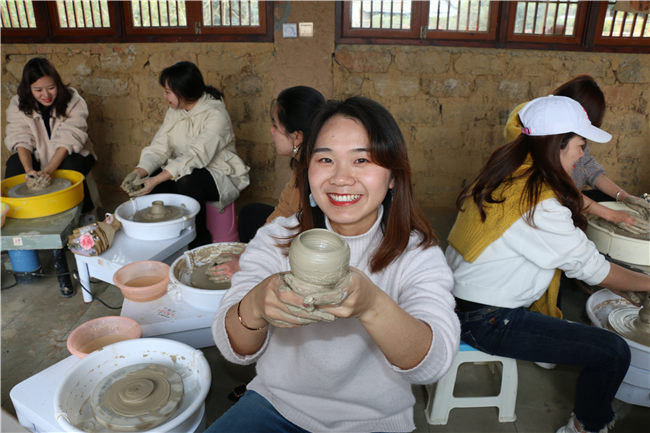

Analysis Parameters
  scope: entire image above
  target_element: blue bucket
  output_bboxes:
[8,250,41,282]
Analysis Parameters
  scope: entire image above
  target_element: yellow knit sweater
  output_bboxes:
[448,160,563,318]
[504,102,527,143]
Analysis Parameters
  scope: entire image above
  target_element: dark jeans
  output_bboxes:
[5,152,96,212]
[457,305,630,432]
[149,167,219,249]
[237,202,274,243]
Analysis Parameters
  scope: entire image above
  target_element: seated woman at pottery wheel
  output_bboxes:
[4,57,96,212]
[208,97,460,432]
[505,75,649,229]
[447,95,650,433]
[121,61,249,248]
[237,85,325,243]
[209,86,325,282]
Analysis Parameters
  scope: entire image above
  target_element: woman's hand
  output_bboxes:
[246,274,326,328]
[317,267,381,322]
[130,176,157,197]
[623,194,650,220]
[208,254,241,282]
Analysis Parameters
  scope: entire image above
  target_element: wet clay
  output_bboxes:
[90,363,183,432]
[276,229,351,325]
[589,210,650,241]
[6,177,70,198]
[133,201,186,222]
[608,293,650,346]
[174,244,246,290]
[189,263,231,291]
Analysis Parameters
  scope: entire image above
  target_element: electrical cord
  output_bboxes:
[4,269,122,309]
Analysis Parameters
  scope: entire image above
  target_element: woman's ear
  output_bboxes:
[292,130,304,147]
[389,176,395,190]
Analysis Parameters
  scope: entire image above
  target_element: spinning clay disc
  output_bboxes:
[6,177,71,198]
[90,363,184,432]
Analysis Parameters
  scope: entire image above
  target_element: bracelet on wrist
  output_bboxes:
[237,299,267,331]
[615,189,624,201]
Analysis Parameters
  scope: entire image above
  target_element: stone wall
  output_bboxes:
[2,1,648,214]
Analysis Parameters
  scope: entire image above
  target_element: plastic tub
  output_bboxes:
[169,242,246,311]
[113,260,170,302]
[0,170,84,219]
[115,193,200,241]
[66,316,142,358]
[54,338,211,432]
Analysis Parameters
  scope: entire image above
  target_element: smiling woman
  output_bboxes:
[4,57,96,214]
[208,96,460,433]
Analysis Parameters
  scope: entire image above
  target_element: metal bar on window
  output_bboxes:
[541,0,548,34]
[19,0,30,27]
[465,0,470,31]
[562,1,570,36]
[532,1,539,34]
[628,12,638,38]
[445,0,450,30]
[551,2,559,35]
[79,0,88,27]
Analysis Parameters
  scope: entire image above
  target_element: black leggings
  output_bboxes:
[149,168,219,249]
[4,152,96,212]
[237,202,274,243]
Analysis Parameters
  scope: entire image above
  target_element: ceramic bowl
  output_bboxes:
[66,316,142,358]
[113,260,170,302]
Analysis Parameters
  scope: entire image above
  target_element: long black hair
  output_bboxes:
[17,57,72,116]
[159,61,223,102]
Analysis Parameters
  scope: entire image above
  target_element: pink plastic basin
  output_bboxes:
[66,316,142,358]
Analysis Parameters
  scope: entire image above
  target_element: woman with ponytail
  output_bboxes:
[121,61,249,247]
[447,95,650,433]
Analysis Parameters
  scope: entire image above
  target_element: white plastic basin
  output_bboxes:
[53,337,210,432]
[115,193,200,241]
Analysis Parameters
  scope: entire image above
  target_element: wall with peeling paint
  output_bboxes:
[2,1,648,216]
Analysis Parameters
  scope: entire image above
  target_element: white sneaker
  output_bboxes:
[556,414,609,433]
[534,361,557,369]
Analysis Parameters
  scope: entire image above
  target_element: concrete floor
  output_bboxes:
[2,203,649,432]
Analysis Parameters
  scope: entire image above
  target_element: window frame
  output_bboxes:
[336,1,649,53]
[1,0,274,43]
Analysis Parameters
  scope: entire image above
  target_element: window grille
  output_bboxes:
[348,0,412,30]
[130,0,186,28]
[512,1,579,36]
[600,0,649,38]
[203,0,260,27]
[56,0,110,29]
[0,0,37,29]
[428,0,492,32]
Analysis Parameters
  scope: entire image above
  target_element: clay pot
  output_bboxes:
[288,229,350,286]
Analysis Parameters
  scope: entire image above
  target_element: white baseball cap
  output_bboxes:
[518,95,612,143]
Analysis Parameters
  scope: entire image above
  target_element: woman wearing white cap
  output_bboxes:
[446,95,650,433]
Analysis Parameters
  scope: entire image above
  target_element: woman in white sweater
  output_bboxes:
[4,57,96,212]
[121,61,249,247]
[446,95,650,433]
[209,96,460,432]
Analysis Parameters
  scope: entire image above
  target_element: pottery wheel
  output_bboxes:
[133,200,185,222]
[608,307,650,346]
[6,178,71,198]
[90,363,184,432]
[589,213,650,241]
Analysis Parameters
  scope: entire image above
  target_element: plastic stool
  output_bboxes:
[425,341,518,424]
[206,201,238,243]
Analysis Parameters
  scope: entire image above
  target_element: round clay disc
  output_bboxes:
[90,363,184,432]
[6,178,71,198]
[608,307,650,346]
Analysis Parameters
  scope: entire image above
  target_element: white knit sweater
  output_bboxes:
[212,208,460,432]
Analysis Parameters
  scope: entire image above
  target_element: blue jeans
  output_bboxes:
[205,390,310,433]
[457,305,630,432]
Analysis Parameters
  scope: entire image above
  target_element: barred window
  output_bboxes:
[337,0,649,52]
[2,0,272,43]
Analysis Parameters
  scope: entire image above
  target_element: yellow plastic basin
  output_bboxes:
[0,169,84,219]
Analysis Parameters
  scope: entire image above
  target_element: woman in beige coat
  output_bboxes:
[4,57,96,212]
[121,61,249,248]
